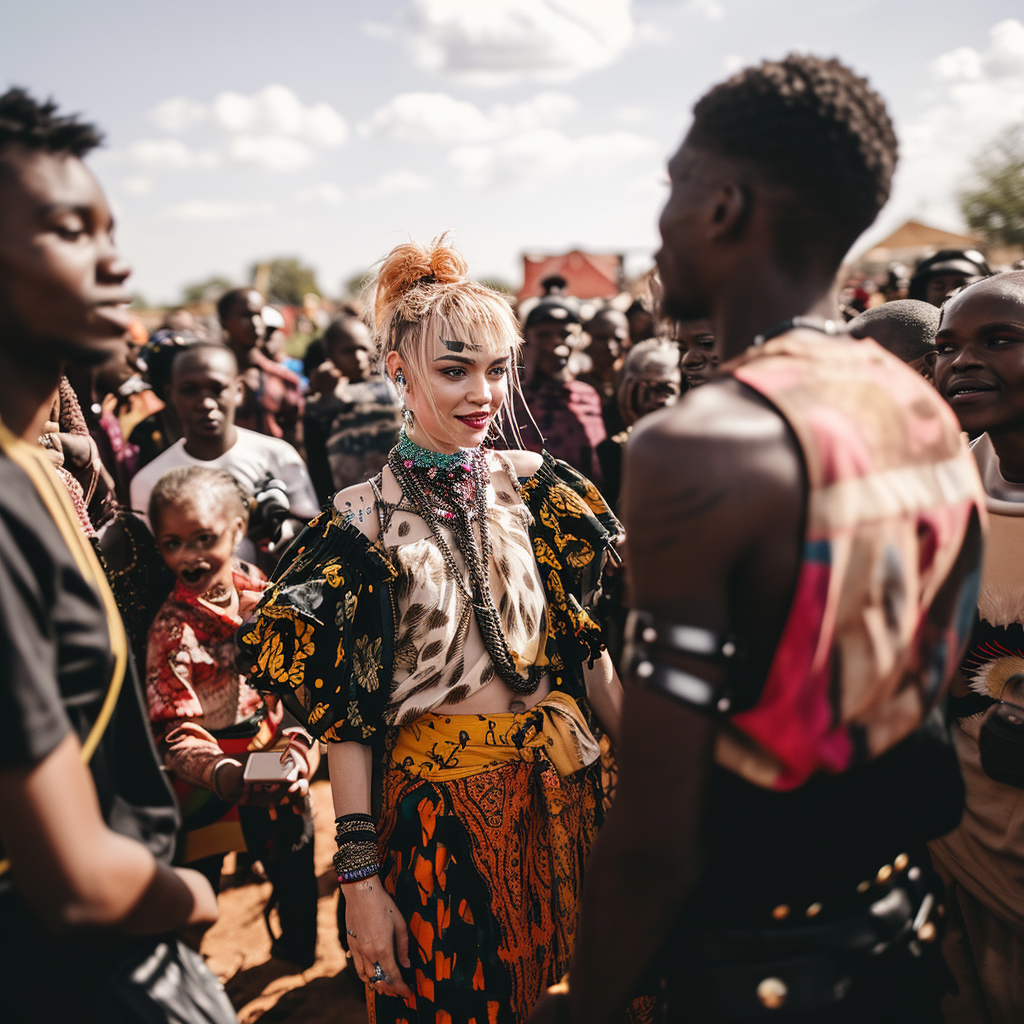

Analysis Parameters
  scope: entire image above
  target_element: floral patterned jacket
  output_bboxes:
[237,453,621,745]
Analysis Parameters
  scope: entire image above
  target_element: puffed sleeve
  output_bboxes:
[521,453,623,670]
[237,508,397,744]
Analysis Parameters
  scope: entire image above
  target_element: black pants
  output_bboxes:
[192,804,317,967]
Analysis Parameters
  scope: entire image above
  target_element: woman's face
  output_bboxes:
[933,277,1024,435]
[390,330,511,452]
[674,318,719,387]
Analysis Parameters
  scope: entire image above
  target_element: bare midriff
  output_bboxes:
[437,672,552,715]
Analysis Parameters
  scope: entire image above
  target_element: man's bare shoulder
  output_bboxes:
[623,379,805,620]
[624,378,804,552]
[332,481,380,541]
[628,378,802,496]
[631,377,790,453]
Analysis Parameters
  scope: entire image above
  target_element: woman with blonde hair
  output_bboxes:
[240,237,624,1022]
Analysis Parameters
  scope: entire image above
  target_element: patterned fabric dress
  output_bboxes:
[147,565,282,862]
[239,452,623,1022]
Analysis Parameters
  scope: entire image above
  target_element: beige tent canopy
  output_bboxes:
[859,220,983,267]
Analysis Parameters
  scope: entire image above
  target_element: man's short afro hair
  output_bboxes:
[847,299,940,363]
[687,54,897,273]
[0,87,103,158]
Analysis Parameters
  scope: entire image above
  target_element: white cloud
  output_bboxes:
[359,90,577,143]
[687,0,725,21]
[885,19,1024,233]
[362,20,395,40]
[138,85,348,173]
[612,104,653,125]
[358,170,434,198]
[160,200,274,222]
[209,86,348,147]
[148,96,207,134]
[633,21,673,48]
[120,175,152,195]
[128,139,220,169]
[296,182,345,205]
[627,168,669,199]
[230,135,315,171]
[449,127,659,188]
[395,0,634,86]
[723,53,744,74]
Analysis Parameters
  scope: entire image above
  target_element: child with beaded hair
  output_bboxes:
[240,237,626,1022]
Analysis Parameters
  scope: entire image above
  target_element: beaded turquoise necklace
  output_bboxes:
[395,428,472,475]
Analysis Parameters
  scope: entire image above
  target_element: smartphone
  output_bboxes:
[242,751,299,784]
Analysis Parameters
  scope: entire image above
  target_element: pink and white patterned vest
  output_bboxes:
[721,330,986,790]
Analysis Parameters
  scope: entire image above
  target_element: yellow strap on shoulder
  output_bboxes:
[0,417,128,877]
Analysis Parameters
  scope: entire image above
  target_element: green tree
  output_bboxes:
[960,122,1024,250]
[476,277,515,295]
[343,269,373,299]
[250,257,321,306]
[181,275,234,305]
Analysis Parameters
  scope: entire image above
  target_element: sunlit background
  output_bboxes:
[4,0,1024,304]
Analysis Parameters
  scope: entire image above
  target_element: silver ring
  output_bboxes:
[373,962,386,983]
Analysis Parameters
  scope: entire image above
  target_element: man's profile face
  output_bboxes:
[656,142,713,322]
[221,290,265,350]
[171,349,241,441]
[0,145,131,367]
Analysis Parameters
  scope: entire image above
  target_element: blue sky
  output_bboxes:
[4,0,1024,303]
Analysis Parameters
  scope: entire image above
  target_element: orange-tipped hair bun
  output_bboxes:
[374,236,467,329]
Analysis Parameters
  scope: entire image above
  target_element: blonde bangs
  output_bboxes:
[368,235,530,449]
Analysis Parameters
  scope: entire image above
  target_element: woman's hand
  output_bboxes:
[342,877,413,1000]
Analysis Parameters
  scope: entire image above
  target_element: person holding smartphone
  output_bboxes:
[145,464,320,967]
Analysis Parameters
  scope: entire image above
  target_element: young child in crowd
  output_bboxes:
[930,270,1024,1024]
[146,465,320,967]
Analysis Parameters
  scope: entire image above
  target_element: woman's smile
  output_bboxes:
[455,411,490,431]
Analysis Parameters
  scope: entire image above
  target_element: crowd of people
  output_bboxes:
[1,48,1024,1024]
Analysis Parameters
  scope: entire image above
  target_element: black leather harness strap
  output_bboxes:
[625,609,740,713]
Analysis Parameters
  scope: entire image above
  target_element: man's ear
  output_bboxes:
[707,180,751,242]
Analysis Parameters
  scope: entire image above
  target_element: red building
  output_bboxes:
[519,250,623,301]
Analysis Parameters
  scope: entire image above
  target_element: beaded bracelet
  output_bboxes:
[334,813,381,885]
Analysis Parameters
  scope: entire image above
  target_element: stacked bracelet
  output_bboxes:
[333,813,381,884]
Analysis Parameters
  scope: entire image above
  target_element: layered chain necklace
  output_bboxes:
[388,430,543,695]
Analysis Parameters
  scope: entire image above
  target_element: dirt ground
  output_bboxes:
[200,779,369,1023]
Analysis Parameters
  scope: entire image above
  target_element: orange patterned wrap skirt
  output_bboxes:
[367,692,611,1024]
